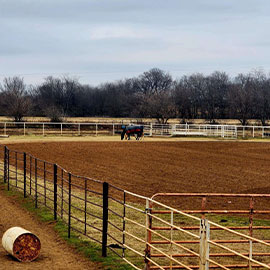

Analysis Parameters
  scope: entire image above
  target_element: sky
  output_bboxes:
[0,0,270,85]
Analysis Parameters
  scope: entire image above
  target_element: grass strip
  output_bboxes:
[0,182,133,270]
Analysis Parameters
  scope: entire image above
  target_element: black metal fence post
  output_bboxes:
[35,158,38,208]
[7,149,9,190]
[84,178,87,235]
[44,162,46,206]
[29,156,32,195]
[102,182,109,257]
[61,169,63,219]
[122,191,126,258]
[15,152,18,187]
[54,164,57,221]
[23,152,26,198]
[4,146,7,183]
[68,173,71,238]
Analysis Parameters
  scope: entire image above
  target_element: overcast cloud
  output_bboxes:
[0,0,270,85]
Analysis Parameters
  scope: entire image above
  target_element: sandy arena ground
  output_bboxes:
[4,139,270,207]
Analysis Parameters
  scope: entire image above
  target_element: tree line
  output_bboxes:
[0,68,270,125]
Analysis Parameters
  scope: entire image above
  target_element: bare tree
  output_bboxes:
[228,74,254,125]
[134,68,173,95]
[34,76,81,121]
[250,70,270,125]
[179,74,206,119]
[0,77,31,121]
[146,91,177,124]
[133,68,176,122]
[203,71,230,123]
[174,79,194,121]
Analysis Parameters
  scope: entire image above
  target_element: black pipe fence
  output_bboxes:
[0,145,127,261]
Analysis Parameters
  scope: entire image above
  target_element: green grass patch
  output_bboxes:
[0,182,133,270]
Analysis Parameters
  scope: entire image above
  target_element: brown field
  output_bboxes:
[5,140,270,207]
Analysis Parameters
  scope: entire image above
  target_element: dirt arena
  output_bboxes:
[5,141,270,202]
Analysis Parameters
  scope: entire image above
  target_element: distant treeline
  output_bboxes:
[0,68,270,125]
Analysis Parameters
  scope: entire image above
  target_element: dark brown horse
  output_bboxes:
[121,125,144,140]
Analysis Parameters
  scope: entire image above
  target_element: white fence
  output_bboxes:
[2,121,270,139]
[144,124,238,139]
[0,122,123,137]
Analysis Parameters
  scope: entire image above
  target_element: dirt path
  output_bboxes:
[0,186,102,270]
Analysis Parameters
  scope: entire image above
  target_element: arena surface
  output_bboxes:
[5,140,270,198]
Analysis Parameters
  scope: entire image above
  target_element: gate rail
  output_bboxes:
[147,193,270,269]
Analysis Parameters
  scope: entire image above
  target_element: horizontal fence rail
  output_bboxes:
[1,144,270,269]
[2,121,270,139]
[0,122,126,137]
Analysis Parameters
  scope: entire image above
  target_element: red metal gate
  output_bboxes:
[145,193,270,269]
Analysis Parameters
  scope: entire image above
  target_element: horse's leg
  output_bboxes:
[137,132,143,140]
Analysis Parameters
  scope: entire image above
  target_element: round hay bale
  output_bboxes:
[2,227,41,262]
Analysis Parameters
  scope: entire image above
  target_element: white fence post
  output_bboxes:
[249,239,253,270]
[24,122,26,136]
[96,124,98,136]
[145,199,151,270]
[42,123,45,136]
[172,124,176,136]
[170,210,174,269]
[150,123,153,136]
[112,124,115,135]
[78,123,80,136]
[4,122,6,136]
[199,219,210,270]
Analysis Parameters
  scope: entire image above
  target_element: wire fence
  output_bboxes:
[1,145,270,269]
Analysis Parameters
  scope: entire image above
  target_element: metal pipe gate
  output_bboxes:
[145,193,270,269]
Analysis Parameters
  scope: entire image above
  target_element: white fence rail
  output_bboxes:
[0,122,124,137]
[2,121,270,139]
[144,124,237,138]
